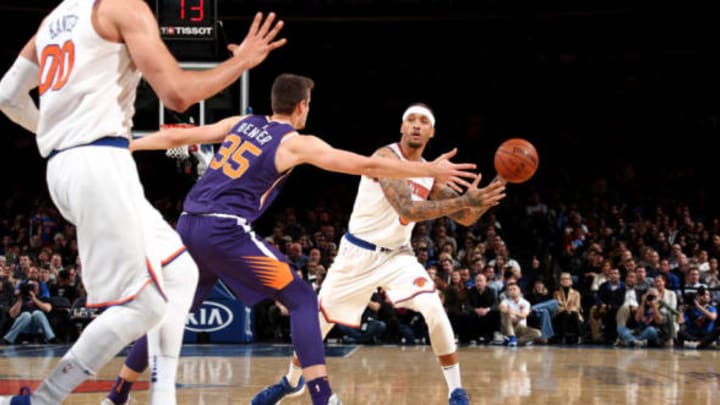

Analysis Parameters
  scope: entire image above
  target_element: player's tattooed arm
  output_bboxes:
[429,183,489,227]
[376,148,505,223]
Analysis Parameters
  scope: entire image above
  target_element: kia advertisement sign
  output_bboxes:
[184,282,254,343]
[185,301,234,333]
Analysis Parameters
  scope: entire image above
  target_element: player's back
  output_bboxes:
[183,115,296,223]
[348,143,435,249]
[34,0,141,158]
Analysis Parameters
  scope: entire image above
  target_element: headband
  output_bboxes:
[402,105,436,127]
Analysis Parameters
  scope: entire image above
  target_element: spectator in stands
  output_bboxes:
[655,274,679,344]
[527,278,557,343]
[677,286,716,348]
[286,242,308,272]
[552,272,583,344]
[702,258,720,303]
[483,264,503,293]
[635,266,653,297]
[3,279,56,344]
[681,267,707,305]
[489,242,521,275]
[457,232,477,268]
[657,258,681,292]
[617,288,664,347]
[590,267,625,343]
[499,282,541,347]
[413,240,431,268]
[465,273,499,344]
[0,265,14,333]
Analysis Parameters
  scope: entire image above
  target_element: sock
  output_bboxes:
[441,363,462,398]
[306,376,332,405]
[107,377,134,405]
[149,355,179,405]
[286,363,303,387]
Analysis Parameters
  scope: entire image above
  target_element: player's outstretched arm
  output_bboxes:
[0,35,39,133]
[278,134,477,182]
[130,116,243,152]
[374,148,506,223]
[107,0,285,112]
[429,174,506,226]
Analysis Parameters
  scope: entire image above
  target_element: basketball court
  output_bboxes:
[1,343,718,404]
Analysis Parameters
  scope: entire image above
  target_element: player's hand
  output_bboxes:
[227,12,287,69]
[431,148,477,189]
[464,176,506,209]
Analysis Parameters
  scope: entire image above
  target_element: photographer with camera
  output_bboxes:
[677,286,717,348]
[2,273,56,344]
[617,288,664,347]
[0,264,14,334]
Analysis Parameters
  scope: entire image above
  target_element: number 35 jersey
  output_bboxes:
[35,0,141,158]
[183,115,296,223]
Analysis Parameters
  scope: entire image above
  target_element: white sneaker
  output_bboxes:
[684,341,699,349]
[328,393,343,405]
[632,339,647,348]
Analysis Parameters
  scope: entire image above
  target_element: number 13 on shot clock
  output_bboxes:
[156,0,217,40]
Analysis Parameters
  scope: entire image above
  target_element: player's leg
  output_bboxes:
[252,239,380,405]
[383,256,470,405]
[142,209,199,405]
[0,149,171,405]
[104,267,218,405]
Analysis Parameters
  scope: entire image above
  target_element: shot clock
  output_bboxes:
[156,0,217,41]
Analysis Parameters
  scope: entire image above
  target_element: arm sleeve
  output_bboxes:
[0,56,39,133]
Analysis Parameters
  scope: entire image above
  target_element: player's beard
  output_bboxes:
[407,139,424,149]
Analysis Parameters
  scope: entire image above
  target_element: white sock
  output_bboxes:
[441,363,462,398]
[150,355,179,405]
[286,363,303,387]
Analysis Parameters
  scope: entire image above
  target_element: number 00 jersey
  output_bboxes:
[35,0,141,157]
[347,143,435,249]
[183,115,295,223]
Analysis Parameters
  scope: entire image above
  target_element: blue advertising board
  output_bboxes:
[183,281,254,343]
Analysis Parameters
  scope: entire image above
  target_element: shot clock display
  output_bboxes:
[156,0,217,41]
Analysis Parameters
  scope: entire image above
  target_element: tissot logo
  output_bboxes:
[160,26,214,36]
[186,301,234,332]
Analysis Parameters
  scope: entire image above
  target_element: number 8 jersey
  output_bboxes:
[35,0,141,158]
[183,115,296,223]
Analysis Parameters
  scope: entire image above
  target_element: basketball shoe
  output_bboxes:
[251,376,305,405]
[0,386,32,405]
[449,388,470,405]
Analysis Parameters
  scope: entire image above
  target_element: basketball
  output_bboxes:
[494,138,539,183]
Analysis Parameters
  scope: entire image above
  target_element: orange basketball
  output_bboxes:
[494,138,539,183]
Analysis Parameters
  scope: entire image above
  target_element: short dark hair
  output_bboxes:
[271,73,314,115]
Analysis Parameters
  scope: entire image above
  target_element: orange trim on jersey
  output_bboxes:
[393,287,438,305]
[243,256,294,290]
[408,180,431,199]
[161,246,188,267]
[394,142,409,160]
[146,258,167,301]
[319,299,361,328]
[85,279,152,309]
[259,171,290,210]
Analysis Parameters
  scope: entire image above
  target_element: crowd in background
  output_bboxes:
[2,183,720,349]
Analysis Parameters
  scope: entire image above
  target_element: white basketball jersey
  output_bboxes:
[34,0,141,157]
[347,143,435,249]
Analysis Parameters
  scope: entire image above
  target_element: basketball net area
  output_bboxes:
[132,61,249,178]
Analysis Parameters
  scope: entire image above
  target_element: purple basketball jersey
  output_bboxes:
[183,115,295,222]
